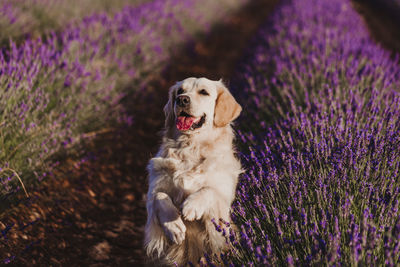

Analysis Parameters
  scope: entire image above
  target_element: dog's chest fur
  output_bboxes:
[153,136,214,205]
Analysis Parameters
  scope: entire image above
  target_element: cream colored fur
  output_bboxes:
[145,77,242,266]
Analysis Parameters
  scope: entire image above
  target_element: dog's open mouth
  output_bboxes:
[176,111,206,131]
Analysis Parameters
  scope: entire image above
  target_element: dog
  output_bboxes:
[144,77,242,266]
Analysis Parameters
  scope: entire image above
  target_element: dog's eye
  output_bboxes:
[199,89,209,96]
[177,88,184,95]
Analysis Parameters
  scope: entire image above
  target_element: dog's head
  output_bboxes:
[164,77,242,136]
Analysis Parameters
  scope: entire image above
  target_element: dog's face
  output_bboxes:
[164,77,242,135]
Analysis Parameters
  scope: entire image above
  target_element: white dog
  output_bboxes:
[144,77,242,266]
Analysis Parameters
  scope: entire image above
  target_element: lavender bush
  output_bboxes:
[0,0,149,45]
[0,0,246,203]
[212,0,400,265]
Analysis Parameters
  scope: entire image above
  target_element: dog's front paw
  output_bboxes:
[162,217,186,245]
[181,194,206,221]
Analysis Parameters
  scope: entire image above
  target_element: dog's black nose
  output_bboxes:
[176,95,190,107]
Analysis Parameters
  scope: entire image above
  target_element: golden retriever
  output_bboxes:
[145,77,242,266]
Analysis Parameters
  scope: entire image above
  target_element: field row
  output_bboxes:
[217,0,400,265]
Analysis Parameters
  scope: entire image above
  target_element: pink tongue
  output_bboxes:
[176,116,197,131]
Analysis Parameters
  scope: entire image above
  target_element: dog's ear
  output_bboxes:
[164,85,176,130]
[214,82,242,127]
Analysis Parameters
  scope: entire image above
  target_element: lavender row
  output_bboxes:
[0,0,150,45]
[212,0,400,265]
[0,0,245,202]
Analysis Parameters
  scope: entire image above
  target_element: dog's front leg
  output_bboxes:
[181,187,229,221]
[154,192,186,245]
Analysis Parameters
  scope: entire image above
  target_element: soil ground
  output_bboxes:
[352,0,400,55]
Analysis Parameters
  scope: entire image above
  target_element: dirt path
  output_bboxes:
[1,1,279,266]
[353,0,400,55]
